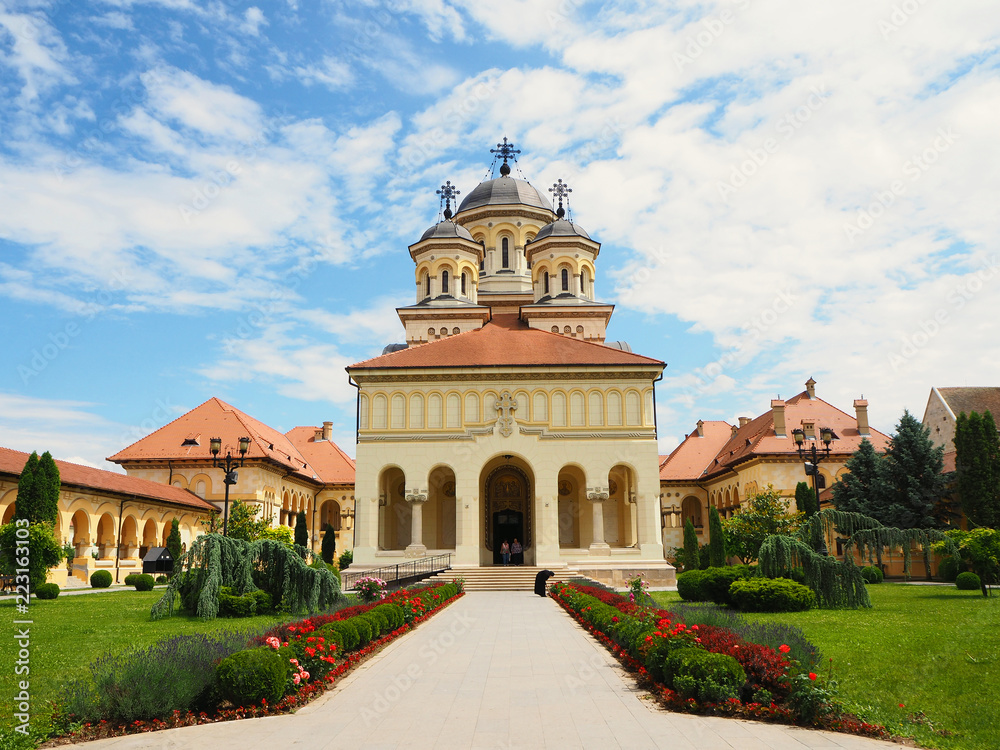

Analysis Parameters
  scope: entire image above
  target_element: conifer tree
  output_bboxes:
[882,410,948,578]
[37,451,61,524]
[166,518,182,566]
[794,481,816,516]
[682,518,699,572]
[955,410,1000,528]
[294,510,309,549]
[321,522,337,564]
[15,452,41,523]
[708,505,726,567]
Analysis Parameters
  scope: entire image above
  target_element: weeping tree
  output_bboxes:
[150,533,341,620]
[758,508,946,608]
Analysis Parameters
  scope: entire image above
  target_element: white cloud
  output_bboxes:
[0,10,76,102]
[240,7,267,36]
[293,55,354,91]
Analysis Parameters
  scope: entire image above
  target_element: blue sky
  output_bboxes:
[1,0,998,470]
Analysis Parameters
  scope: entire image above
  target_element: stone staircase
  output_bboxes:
[425,566,592,591]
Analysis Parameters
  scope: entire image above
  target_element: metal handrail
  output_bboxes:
[342,553,453,591]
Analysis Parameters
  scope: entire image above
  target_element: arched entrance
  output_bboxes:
[481,458,533,566]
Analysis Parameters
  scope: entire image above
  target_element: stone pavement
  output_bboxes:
[70,592,903,750]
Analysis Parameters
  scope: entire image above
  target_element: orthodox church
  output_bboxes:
[347,139,673,586]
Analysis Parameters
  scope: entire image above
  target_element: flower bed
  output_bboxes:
[549,581,888,739]
[52,580,464,744]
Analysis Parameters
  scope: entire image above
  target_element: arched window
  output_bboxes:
[461,272,467,296]
[561,268,569,291]
[425,274,431,297]
[543,273,549,294]
[817,474,827,490]
[441,270,449,294]
[582,268,591,298]
[502,237,509,268]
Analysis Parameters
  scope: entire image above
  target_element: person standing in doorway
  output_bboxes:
[511,538,522,566]
[500,539,510,566]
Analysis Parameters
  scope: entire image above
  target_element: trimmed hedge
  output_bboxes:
[216,647,288,707]
[663,648,746,702]
[729,577,816,612]
[677,566,754,605]
[90,570,112,588]
[861,566,883,584]
[36,582,60,599]
[124,573,141,586]
[218,587,273,618]
[134,574,155,591]
[956,571,981,591]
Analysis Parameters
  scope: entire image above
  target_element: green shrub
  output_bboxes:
[956,571,981,591]
[216,647,288,707]
[250,589,273,612]
[700,565,754,606]
[351,614,374,646]
[134,574,155,591]
[676,570,708,601]
[155,575,168,584]
[729,577,816,612]
[218,586,262,618]
[329,620,359,651]
[90,570,112,588]
[861,566,883,584]
[124,573,141,586]
[35,582,60,599]
[366,607,389,636]
[663,648,746,702]
[372,603,403,630]
[338,549,353,569]
[937,556,962,582]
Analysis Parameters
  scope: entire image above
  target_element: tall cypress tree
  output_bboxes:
[321,522,337,564]
[37,451,61,525]
[708,506,726,567]
[955,410,1000,528]
[166,518,182,566]
[15,452,41,523]
[682,518,699,572]
[294,510,309,549]
[794,481,815,516]
[882,410,948,578]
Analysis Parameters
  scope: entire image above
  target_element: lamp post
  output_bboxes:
[210,436,250,536]
[792,427,835,555]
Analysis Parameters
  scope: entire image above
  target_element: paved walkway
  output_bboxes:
[70,592,902,750]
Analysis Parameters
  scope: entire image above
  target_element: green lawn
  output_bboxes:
[0,590,288,738]
[652,584,1000,750]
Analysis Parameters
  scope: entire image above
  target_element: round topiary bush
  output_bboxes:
[729,577,816,612]
[155,575,168,584]
[35,582,60,599]
[134,573,155,591]
[676,570,708,601]
[216,647,288,708]
[937,556,961,583]
[124,573,141,586]
[663,648,747,702]
[956,571,981,591]
[861,566,884,584]
[700,565,755,605]
[90,570,112,588]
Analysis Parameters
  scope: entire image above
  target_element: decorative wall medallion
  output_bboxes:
[396,481,405,498]
[558,479,572,496]
[609,479,618,496]
[443,480,456,498]
[495,390,517,438]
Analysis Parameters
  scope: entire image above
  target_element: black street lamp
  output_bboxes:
[792,427,836,555]
[210,436,251,536]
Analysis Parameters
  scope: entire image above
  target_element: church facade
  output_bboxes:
[348,141,672,585]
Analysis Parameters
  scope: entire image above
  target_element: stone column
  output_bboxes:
[405,492,428,558]
[588,488,611,556]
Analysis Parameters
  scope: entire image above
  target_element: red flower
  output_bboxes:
[809,672,817,681]
[778,644,790,654]
[899,703,905,708]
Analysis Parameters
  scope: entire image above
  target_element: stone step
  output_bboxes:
[426,567,593,591]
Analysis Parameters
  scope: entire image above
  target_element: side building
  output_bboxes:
[659,379,890,555]
[0,446,214,584]
[108,397,356,556]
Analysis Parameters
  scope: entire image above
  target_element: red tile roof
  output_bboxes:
[108,397,352,486]
[0,446,214,511]
[661,391,892,482]
[350,314,663,370]
[935,387,1000,419]
[660,421,734,481]
[285,427,356,485]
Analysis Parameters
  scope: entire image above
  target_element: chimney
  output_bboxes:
[695,419,705,437]
[731,424,739,436]
[771,399,786,437]
[854,399,870,436]
[738,416,751,428]
[322,421,333,441]
[805,377,816,399]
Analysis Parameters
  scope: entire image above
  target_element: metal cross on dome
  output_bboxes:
[549,178,572,218]
[436,180,460,219]
[490,136,520,176]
